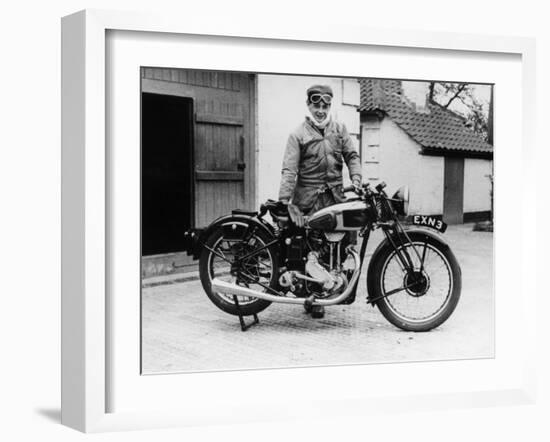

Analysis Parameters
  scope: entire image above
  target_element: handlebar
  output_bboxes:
[342,182,389,199]
[342,184,357,193]
[342,182,371,195]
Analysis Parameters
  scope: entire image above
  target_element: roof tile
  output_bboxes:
[359,79,493,155]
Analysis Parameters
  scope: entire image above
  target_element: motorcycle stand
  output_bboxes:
[233,295,259,332]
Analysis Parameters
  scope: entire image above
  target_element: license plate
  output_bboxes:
[411,215,447,233]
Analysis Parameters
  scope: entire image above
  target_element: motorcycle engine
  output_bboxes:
[308,231,351,298]
[278,264,348,298]
[279,230,351,298]
[307,229,330,261]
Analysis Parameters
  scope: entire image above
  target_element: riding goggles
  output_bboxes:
[309,93,333,105]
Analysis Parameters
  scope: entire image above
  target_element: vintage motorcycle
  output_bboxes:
[183,182,461,332]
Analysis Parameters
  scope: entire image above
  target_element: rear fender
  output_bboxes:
[183,214,276,260]
[366,228,451,302]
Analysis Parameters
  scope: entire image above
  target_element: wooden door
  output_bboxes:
[193,77,252,227]
[443,156,464,224]
[141,69,256,234]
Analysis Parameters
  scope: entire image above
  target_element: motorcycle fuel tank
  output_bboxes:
[308,200,372,231]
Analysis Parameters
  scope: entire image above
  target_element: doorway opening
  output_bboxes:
[141,92,194,256]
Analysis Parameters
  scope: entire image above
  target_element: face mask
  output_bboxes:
[310,113,331,129]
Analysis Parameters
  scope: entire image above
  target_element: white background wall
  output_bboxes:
[363,117,444,214]
[364,117,493,215]
[256,75,360,206]
[464,158,493,213]
[0,1,548,442]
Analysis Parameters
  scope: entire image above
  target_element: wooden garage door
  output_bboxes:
[194,81,251,227]
[443,156,465,224]
[141,69,256,229]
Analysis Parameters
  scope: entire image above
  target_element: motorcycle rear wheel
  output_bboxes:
[369,233,461,332]
[199,226,278,316]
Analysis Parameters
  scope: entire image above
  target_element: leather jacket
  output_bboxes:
[278,117,362,212]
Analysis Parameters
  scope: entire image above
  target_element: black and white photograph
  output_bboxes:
[140,69,494,374]
[4,0,548,438]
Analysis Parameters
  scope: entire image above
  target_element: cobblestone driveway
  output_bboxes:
[141,225,493,374]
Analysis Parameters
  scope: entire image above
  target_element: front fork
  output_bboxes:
[381,222,425,276]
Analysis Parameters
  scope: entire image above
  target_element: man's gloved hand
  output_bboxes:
[287,203,305,227]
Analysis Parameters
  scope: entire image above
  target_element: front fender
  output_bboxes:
[183,213,276,260]
[366,228,451,302]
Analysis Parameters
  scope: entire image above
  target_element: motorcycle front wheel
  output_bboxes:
[368,232,461,332]
[199,226,278,316]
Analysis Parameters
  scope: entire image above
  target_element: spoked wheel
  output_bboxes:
[369,232,461,331]
[199,226,278,316]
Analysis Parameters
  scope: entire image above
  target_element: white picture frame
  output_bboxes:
[61,9,537,433]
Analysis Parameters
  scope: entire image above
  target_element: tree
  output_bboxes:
[429,82,493,144]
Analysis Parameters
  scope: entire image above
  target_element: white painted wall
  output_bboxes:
[256,75,361,206]
[464,158,493,212]
[363,117,494,216]
[363,117,444,215]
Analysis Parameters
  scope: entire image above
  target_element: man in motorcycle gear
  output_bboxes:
[278,84,362,318]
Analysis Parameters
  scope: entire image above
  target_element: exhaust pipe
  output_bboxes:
[211,248,361,306]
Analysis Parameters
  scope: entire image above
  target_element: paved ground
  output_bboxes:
[141,224,494,374]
